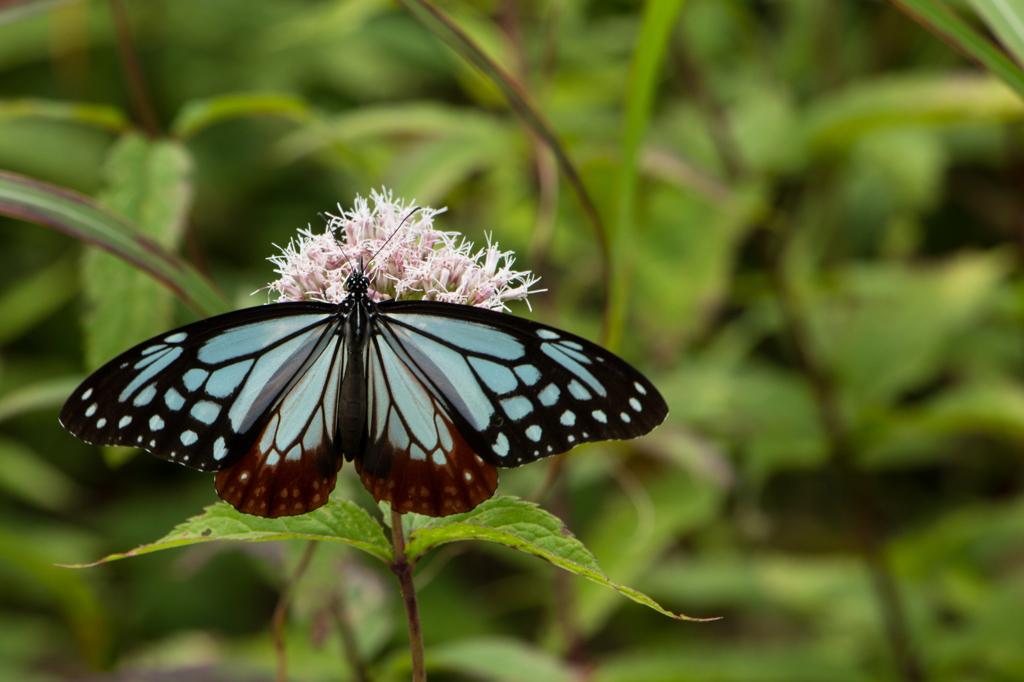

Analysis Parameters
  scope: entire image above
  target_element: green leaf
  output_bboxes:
[969,0,1024,68]
[0,98,130,133]
[171,93,315,139]
[813,253,1010,414]
[0,169,230,317]
[889,0,1024,99]
[0,524,110,669]
[404,496,703,621]
[606,0,687,352]
[64,500,393,567]
[0,375,83,423]
[81,133,196,370]
[0,437,82,512]
[805,74,1024,156]
[0,252,78,346]
[423,637,573,682]
[277,102,507,159]
[593,645,867,682]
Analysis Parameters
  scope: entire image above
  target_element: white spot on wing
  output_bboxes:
[431,450,446,466]
[560,410,576,426]
[629,397,642,412]
[592,410,607,423]
[164,388,185,411]
[118,416,132,428]
[81,388,93,400]
[501,396,533,421]
[180,430,198,446]
[85,403,97,417]
[568,380,592,401]
[96,418,107,428]
[183,368,208,392]
[266,452,280,466]
[213,436,228,460]
[514,364,541,386]
[149,415,165,431]
[492,433,509,457]
[133,384,157,407]
[190,400,221,425]
[468,357,518,395]
[165,332,188,343]
[139,345,167,359]
[206,359,254,398]
[410,444,426,461]
[537,329,559,339]
[526,425,542,442]
[634,381,647,395]
[538,384,560,407]
[621,412,631,423]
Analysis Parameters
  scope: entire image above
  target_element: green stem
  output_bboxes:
[107,0,161,136]
[272,541,318,682]
[764,219,925,682]
[390,508,426,682]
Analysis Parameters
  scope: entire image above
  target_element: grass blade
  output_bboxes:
[606,0,686,352]
[890,0,1024,99]
[394,0,608,277]
[0,169,231,317]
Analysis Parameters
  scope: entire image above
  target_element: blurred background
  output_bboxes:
[2,0,1024,680]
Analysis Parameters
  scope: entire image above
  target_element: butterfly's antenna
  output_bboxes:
[366,206,423,270]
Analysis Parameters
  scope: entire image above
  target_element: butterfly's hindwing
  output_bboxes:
[356,330,499,516]
[377,300,668,468]
[59,302,337,472]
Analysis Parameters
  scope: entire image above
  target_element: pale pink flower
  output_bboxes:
[268,189,540,310]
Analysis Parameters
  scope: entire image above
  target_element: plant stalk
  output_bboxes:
[390,508,426,682]
[272,541,319,682]
[107,0,161,137]
[332,563,370,682]
[765,223,925,682]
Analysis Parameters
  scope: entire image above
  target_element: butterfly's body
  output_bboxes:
[61,268,667,518]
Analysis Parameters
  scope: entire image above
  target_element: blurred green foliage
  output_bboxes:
[2,0,1024,680]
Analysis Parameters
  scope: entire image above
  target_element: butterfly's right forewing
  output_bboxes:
[59,302,337,472]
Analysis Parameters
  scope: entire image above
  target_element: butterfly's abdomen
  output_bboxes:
[338,303,370,461]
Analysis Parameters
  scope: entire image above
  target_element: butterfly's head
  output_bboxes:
[345,268,370,296]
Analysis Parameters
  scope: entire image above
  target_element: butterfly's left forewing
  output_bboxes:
[59,302,338,472]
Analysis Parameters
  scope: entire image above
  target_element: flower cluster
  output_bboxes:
[268,189,540,310]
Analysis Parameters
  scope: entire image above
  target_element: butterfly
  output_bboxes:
[60,266,668,518]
